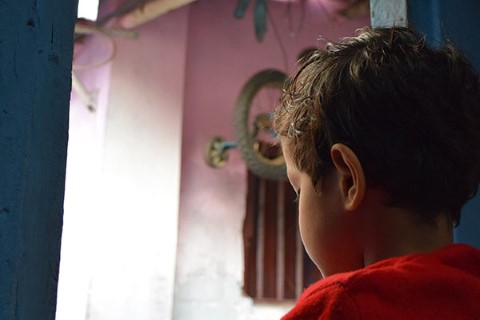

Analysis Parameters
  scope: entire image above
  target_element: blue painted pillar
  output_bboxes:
[370,0,480,247]
[0,1,78,319]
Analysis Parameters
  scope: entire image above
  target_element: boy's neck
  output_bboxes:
[362,206,454,267]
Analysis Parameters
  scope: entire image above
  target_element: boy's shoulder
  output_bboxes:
[283,244,480,320]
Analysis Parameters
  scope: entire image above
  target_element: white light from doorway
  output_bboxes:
[77,0,100,21]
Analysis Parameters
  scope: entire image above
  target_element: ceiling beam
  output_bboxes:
[119,0,197,28]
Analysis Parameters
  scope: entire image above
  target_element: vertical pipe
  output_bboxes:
[276,182,285,299]
[256,179,266,299]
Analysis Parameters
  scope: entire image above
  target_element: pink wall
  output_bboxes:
[176,0,369,318]
[59,1,369,319]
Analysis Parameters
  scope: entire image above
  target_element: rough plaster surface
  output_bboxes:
[0,1,77,319]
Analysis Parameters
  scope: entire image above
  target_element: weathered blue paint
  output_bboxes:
[406,0,480,248]
[406,0,442,47]
[0,1,78,319]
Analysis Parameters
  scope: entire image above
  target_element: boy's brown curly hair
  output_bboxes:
[274,27,480,225]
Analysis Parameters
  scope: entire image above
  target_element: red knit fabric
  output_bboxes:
[282,244,480,319]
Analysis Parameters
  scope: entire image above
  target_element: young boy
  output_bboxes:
[273,27,480,319]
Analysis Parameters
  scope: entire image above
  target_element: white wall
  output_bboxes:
[89,6,188,319]
[58,5,188,320]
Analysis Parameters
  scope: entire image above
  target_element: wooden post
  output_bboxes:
[0,1,78,319]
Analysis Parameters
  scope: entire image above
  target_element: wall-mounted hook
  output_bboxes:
[204,136,237,168]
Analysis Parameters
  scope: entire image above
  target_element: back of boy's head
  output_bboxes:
[274,27,480,225]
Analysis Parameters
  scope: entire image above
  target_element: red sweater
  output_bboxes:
[282,244,480,319]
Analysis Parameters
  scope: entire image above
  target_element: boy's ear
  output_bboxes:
[330,143,366,211]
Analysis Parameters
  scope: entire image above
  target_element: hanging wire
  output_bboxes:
[284,0,306,37]
[268,8,289,72]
